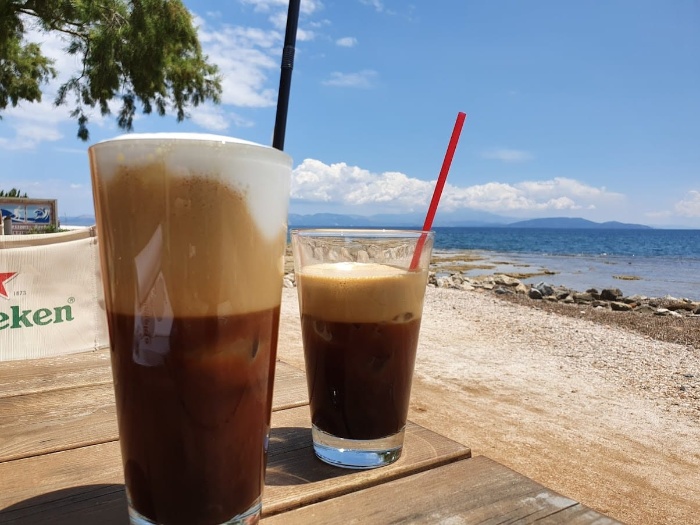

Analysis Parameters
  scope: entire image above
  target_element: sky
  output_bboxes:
[0,0,699,228]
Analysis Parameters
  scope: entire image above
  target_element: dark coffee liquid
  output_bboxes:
[108,307,279,525]
[301,315,421,440]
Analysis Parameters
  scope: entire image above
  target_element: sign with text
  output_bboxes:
[0,228,109,360]
[0,198,58,234]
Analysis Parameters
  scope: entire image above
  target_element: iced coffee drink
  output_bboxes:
[291,230,434,469]
[89,134,291,525]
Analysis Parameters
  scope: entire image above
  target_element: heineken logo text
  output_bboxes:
[0,305,74,330]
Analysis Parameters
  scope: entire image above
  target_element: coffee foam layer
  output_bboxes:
[297,262,427,323]
[90,134,291,240]
[91,145,288,318]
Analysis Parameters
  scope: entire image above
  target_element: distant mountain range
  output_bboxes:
[504,217,652,229]
[287,214,652,229]
[62,214,652,230]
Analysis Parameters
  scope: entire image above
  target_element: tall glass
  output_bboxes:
[89,134,291,525]
[291,229,434,469]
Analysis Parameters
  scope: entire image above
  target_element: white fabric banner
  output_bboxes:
[0,227,110,361]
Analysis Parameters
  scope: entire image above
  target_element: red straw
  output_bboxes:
[410,111,467,269]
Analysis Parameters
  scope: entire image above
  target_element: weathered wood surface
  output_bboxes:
[0,359,308,463]
[264,405,471,516]
[0,383,117,463]
[0,352,618,525]
[261,455,622,524]
[0,349,307,404]
[0,442,124,512]
[0,405,470,523]
[0,348,112,399]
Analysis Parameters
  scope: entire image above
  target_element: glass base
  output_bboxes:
[128,498,261,525]
[311,424,405,469]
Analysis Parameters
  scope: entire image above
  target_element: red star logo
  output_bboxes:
[0,272,17,299]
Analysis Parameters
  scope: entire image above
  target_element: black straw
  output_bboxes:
[272,0,301,151]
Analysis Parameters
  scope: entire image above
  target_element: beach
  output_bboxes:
[279,259,700,524]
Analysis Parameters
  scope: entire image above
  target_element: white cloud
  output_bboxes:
[240,0,323,16]
[196,21,280,108]
[336,37,358,47]
[674,190,700,217]
[515,177,619,200]
[482,149,534,163]
[360,0,385,13]
[240,0,321,39]
[292,159,431,211]
[292,159,625,215]
[189,104,255,131]
[322,70,377,88]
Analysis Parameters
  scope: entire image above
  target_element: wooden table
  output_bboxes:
[0,349,620,524]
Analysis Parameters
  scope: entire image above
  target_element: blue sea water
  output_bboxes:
[431,227,700,301]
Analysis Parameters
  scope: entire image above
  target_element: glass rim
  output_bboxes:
[88,132,292,164]
[290,228,434,239]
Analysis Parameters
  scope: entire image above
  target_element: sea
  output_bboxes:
[67,216,700,302]
[431,227,700,301]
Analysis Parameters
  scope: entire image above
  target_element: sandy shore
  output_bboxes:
[277,285,700,524]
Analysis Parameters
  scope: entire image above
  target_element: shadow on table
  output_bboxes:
[0,484,127,525]
[266,426,352,486]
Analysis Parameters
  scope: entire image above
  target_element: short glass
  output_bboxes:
[89,133,291,525]
[291,229,434,469]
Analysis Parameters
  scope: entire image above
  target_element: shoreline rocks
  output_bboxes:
[428,271,700,318]
[282,267,700,318]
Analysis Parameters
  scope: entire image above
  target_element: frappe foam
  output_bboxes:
[90,133,291,240]
[89,134,290,317]
[297,262,428,323]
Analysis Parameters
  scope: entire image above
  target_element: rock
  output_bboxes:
[555,288,571,300]
[436,276,453,288]
[586,288,601,299]
[515,283,530,294]
[573,292,594,303]
[610,301,633,312]
[494,274,521,287]
[458,282,475,291]
[600,288,623,301]
[633,304,657,314]
[561,295,575,304]
[654,308,683,317]
[591,300,610,309]
[534,282,554,297]
[626,294,649,303]
[451,274,465,285]
[528,288,543,300]
[283,277,295,288]
[494,286,513,295]
[665,301,695,312]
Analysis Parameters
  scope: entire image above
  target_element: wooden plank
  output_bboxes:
[0,361,308,463]
[261,456,621,524]
[0,441,124,512]
[0,383,117,463]
[0,485,128,525]
[538,506,623,524]
[263,405,471,516]
[0,348,112,399]
[272,360,309,411]
[0,409,470,523]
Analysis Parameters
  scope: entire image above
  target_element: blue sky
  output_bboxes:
[1,0,698,227]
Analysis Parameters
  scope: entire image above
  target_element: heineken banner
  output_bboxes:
[0,227,109,360]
